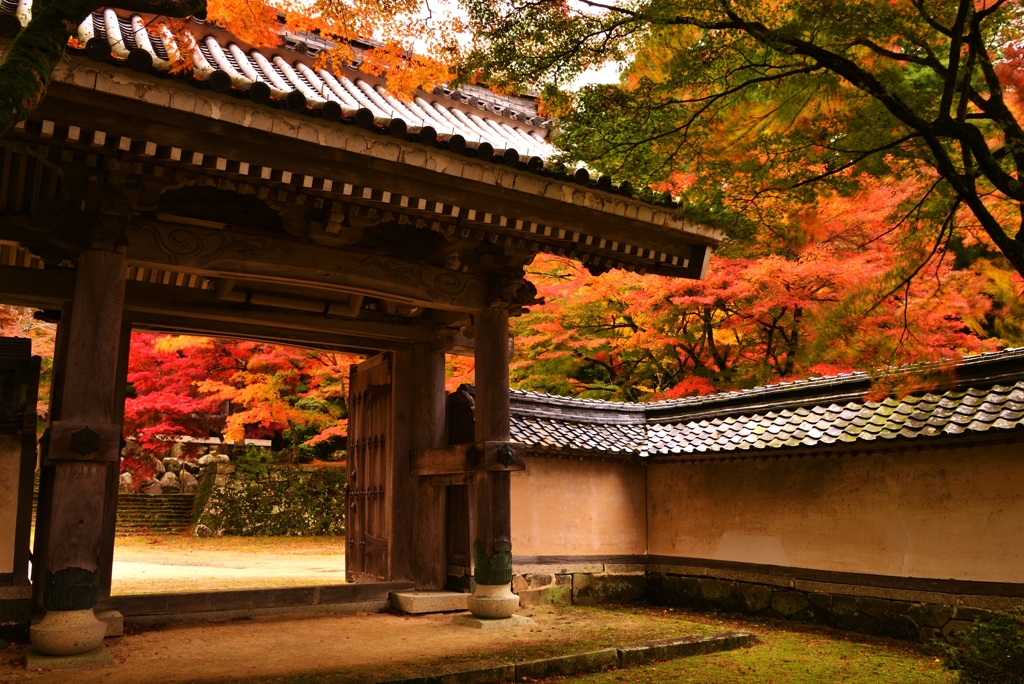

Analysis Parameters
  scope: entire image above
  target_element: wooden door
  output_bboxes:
[346,353,393,582]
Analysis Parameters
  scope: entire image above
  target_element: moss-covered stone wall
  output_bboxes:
[192,464,345,536]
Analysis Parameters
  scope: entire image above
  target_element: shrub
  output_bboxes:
[935,608,1024,684]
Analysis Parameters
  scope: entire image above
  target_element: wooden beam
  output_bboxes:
[0,265,443,351]
[126,222,487,312]
[96,581,414,617]
[128,312,402,355]
[410,442,526,476]
[33,86,719,260]
[124,280,439,344]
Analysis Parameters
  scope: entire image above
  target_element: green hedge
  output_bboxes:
[193,465,346,536]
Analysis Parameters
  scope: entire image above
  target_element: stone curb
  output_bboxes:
[516,647,619,679]
[382,631,756,684]
[387,663,515,684]
[618,631,756,667]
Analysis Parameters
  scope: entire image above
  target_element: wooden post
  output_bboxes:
[31,303,72,613]
[472,307,512,586]
[98,318,132,598]
[410,343,446,590]
[43,249,126,612]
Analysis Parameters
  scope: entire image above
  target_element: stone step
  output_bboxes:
[390,591,470,614]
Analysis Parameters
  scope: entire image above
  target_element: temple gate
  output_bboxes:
[0,6,721,649]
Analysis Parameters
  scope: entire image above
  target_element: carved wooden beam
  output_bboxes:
[410,442,526,477]
[0,265,443,352]
[127,222,487,312]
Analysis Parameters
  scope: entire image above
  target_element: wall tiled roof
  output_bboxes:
[507,349,1024,460]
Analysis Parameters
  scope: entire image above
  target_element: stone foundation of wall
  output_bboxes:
[512,562,647,608]
[0,586,31,642]
[511,562,1024,644]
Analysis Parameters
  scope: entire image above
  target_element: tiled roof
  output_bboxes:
[0,7,695,204]
[505,348,1024,460]
[67,10,556,160]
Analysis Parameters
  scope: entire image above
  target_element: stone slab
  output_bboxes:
[95,610,124,637]
[24,647,114,670]
[515,647,619,679]
[451,614,535,629]
[390,591,468,614]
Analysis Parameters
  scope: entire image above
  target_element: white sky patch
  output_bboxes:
[569,60,627,91]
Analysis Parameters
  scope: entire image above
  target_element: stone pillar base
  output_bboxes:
[29,609,106,656]
[24,646,113,670]
[467,583,520,619]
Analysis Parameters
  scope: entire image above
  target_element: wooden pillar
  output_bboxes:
[410,343,446,590]
[98,319,132,598]
[42,249,126,611]
[472,307,512,585]
[32,303,72,612]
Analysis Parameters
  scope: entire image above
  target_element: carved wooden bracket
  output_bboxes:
[43,420,122,464]
[410,441,526,476]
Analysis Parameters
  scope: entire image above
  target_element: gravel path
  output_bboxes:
[109,536,348,594]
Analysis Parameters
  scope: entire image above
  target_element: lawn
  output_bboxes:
[573,607,953,684]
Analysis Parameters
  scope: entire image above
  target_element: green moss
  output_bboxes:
[195,465,346,536]
[190,464,217,528]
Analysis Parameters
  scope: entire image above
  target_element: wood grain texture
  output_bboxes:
[31,302,72,611]
[410,442,526,476]
[47,250,125,587]
[46,462,107,573]
[99,319,132,598]
[473,307,512,570]
[409,344,446,590]
[347,353,394,582]
[388,350,414,583]
[61,250,126,425]
[44,421,121,464]
[0,264,437,348]
[128,223,486,312]
[12,356,40,586]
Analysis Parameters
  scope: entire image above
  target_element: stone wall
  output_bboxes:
[510,559,1023,643]
[192,462,346,536]
[512,562,647,608]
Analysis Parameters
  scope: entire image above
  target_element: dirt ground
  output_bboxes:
[0,605,721,684]
[110,536,348,595]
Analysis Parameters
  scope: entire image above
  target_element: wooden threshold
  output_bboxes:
[97,581,414,617]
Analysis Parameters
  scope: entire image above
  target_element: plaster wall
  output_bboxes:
[0,434,22,575]
[647,443,1024,582]
[511,457,646,556]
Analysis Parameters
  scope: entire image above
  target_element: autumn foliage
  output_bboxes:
[124,334,357,461]
[511,178,1019,402]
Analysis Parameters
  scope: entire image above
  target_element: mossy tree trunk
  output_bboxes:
[0,0,206,136]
